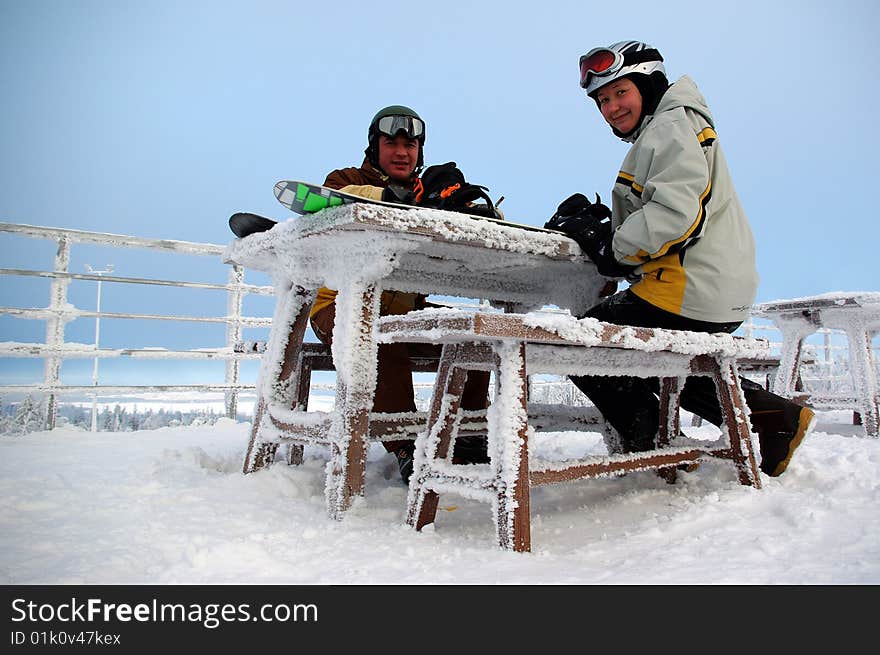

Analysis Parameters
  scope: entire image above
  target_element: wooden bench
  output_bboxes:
[375,309,766,552]
[242,340,448,472]
[242,338,604,475]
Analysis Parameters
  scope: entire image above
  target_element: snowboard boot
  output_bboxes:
[619,404,660,453]
[394,445,415,484]
[569,374,660,454]
[751,403,816,477]
[452,435,490,465]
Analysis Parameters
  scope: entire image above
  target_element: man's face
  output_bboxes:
[377,134,420,182]
[596,77,643,134]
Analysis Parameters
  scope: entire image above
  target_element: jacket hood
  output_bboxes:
[624,75,714,142]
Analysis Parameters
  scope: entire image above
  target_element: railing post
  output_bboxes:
[44,236,71,429]
[225,264,244,419]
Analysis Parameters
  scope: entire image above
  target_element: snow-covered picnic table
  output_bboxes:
[753,292,880,436]
[223,203,607,517]
[224,204,770,550]
[224,203,605,312]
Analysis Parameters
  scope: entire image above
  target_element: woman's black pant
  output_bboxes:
[570,290,793,451]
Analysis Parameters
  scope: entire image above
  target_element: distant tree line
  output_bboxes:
[0,396,227,434]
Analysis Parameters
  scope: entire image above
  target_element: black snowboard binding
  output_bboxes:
[414,162,500,219]
[229,212,277,238]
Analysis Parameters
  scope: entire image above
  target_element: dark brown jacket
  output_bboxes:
[310,159,422,317]
[324,157,418,190]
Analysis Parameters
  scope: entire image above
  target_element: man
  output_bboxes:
[546,41,814,476]
[309,105,490,482]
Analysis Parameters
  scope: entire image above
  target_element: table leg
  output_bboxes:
[242,281,316,474]
[492,341,531,552]
[845,325,879,437]
[406,343,470,532]
[656,376,683,484]
[325,283,381,519]
[771,318,815,399]
[713,357,761,487]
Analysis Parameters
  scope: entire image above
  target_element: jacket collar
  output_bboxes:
[359,157,418,189]
[621,75,714,143]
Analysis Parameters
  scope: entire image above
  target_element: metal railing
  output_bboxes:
[2,221,876,430]
[0,222,275,428]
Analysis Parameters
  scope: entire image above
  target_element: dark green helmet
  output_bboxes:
[365,104,426,171]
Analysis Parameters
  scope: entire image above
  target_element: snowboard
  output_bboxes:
[228,182,415,238]
[228,180,560,238]
[274,180,559,235]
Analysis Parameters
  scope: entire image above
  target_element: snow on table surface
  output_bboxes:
[223,204,581,274]
[224,203,604,319]
[753,291,880,334]
[754,291,880,310]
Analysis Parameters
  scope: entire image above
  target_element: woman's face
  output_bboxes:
[596,77,643,135]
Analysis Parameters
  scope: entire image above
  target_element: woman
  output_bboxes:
[547,41,813,476]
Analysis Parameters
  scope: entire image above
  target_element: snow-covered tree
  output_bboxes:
[11,395,47,434]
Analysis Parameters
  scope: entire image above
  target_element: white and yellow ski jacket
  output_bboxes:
[611,75,759,323]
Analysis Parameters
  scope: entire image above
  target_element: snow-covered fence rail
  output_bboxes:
[3,222,875,433]
[0,222,275,428]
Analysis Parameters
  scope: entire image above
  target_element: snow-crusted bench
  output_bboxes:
[243,341,604,470]
[242,341,447,472]
[376,308,767,552]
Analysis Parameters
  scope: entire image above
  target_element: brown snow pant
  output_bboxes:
[310,303,491,454]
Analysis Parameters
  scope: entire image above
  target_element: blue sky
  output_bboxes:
[1,0,878,388]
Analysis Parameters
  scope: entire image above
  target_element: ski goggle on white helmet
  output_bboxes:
[579,41,665,96]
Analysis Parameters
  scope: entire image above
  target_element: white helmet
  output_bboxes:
[579,40,665,97]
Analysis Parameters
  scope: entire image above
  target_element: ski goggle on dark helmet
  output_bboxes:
[376,114,425,140]
[579,42,664,96]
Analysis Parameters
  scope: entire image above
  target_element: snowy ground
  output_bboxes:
[1,406,877,585]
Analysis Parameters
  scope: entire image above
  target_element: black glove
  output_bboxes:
[544,193,612,257]
[590,236,639,278]
[414,162,498,218]
[417,162,466,204]
[381,185,416,205]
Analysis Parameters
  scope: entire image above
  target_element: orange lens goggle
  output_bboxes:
[579,47,663,89]
[579,48,624,88]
